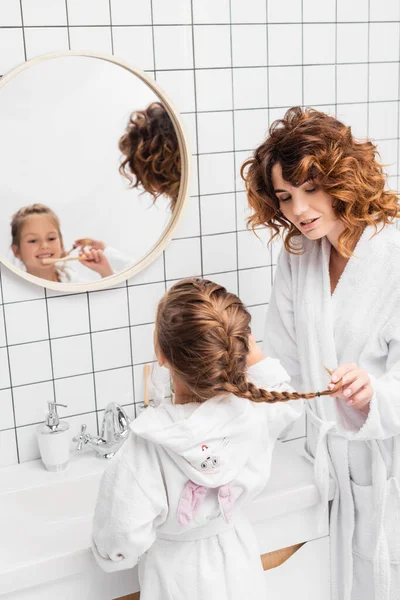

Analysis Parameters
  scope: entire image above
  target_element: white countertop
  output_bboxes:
[0,441,334,597]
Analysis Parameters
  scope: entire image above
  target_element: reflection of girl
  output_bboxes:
[119,102,181,210]
[92,278,340,598]
[242,107,400,599]
[11,204,113,282]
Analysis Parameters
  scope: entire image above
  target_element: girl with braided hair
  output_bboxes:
[93,278,335,599]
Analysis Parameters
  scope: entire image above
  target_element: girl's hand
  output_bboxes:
[79,248,113,278]
[328,363,373,413]
[247,334,265,367]
[73,238,106,251]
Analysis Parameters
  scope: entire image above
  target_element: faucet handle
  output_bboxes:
[73,424,88,451]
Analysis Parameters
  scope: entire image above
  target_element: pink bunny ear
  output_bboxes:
[177,480,208,525]
[218,483,234,523]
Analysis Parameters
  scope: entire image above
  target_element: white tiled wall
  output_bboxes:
[0,0,399,465]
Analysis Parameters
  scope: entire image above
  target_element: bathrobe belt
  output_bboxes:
[157,513,241,543]
[306,405,400,600]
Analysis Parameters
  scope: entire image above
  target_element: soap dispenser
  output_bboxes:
[36,402,70,471]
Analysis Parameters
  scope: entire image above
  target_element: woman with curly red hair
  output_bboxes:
[242,107,400,600]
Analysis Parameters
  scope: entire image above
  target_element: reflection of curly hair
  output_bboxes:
[119,102,181,210]
[241,106,400,257]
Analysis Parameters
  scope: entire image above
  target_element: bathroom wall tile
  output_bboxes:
[369,0,400,22]
[95,366,134,410]
[89,288,129,331]
[54,374,96,417]
[303,0,336,22]
[128,282,165,326]
[47,293,89,338]
[194,25,231,69]
[336,103,368,140]
[155,70,196,113]
[234,108,269,151]
[154,26,193,70]
[337,0,368,21]
[234,150,252,193]
[24,27,69,60]
[164,237,202,280]
[0,307,6,348]
[152,0,191,24]
[128,254,165,286]
[190,158,199,196]
[51,335,92,379]
[199,152,235,196]
[270,236,284,264]
[193,0,230,24]
[369,63,399,102]
[173,196,201,239]
[337,64,368,104]
[303,24,335,65]
[231,0,267,23]
[69,26,113,53]
[13,381,54,427]
[200,193,236,236]
[0,28,25,74]
[208,271,239,295]
[268,0,302,23]
[21,0,67,26]
[4,299,48,346]
[304,65,336,106]
[238,267,272,307]
[0,0,22,26]
[0,388,14,430]
[112,26,154,71]
[92,328,131,371]
[0,348,10,389]
[202,232,237,274]
[337,24,368,64]
[233,67,268,110]
[368,102,399,140]
[370,23,400,63]
[376,140,398,177]
[197,111,234,154]
[237,229,271,270]
[66,0,110,26]
[0,429,18,467]
[268,66,302,108]
[110,0,152,25]
[235,191,252,231]
[131,323,155,364]
[195,69,233,111]
[0,270,45,304]
[9,341,52,387]
[181,112,198,154]
[268,25,302,66]
[232,25,267,67]
[247,303,268,342]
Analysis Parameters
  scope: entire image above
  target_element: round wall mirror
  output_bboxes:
[0,51,190,291]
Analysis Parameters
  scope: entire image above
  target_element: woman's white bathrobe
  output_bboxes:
[264,224,400,600]
[92,358,302,600]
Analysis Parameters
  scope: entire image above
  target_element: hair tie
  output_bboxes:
[316,391,321,397]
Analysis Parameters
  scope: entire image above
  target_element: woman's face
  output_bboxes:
[271,162,344,241]
[12,214,63,274]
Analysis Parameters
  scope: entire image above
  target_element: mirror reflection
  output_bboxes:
[0,55,183,285]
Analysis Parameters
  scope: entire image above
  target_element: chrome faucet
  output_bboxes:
[73,402,131,459]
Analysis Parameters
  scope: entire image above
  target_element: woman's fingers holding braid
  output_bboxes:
[326,362,373,409]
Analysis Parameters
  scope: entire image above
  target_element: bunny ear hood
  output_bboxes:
[130,393,263,487]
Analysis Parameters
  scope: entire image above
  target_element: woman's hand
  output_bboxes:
[73,238,106,251]
[328,362,373,413]
[247,334,265,367]
[79,248,113,278]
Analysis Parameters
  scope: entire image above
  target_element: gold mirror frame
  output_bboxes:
[0,50,191,292]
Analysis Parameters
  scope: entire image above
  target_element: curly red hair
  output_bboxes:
[119,102,181,210]
[241,106,400,257]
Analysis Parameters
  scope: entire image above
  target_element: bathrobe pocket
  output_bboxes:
[351,477,400,563]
